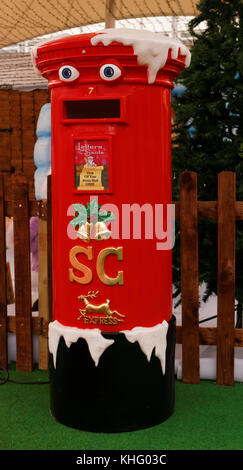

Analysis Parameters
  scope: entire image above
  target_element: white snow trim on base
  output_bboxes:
[49,320,115,368]
[49,319,169,373]
[91,28,191,84]
[122,320,169,374]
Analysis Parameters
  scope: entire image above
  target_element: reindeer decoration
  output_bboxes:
[77,291,125,321]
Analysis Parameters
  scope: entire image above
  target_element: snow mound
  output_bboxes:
[91,28,191,83]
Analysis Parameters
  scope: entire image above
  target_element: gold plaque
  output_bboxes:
[78,165,104,191]
[77,290,125,325]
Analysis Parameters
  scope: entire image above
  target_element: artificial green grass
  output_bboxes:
[1,363,243,450]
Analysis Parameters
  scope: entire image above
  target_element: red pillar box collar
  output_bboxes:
[33,29,190,432]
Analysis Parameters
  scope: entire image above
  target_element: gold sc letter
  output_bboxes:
[96,247,124,285]
[69,246,93,284]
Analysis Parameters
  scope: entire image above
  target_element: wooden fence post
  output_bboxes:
[12,173,33,371]
[216,172,236,386]
[0,174,8,369]
[38,205,49,370]
[180,171,200,384]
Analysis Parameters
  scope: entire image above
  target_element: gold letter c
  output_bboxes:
[96,247,124,285]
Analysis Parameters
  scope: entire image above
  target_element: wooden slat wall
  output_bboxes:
[0,90,11,172]
[9,91,22,173]
[0,89,50,201]
[21,92,36,199]
[12,173,33,371]
[0,174,7,368]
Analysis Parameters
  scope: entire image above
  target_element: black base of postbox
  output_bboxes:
[49,316,176,433]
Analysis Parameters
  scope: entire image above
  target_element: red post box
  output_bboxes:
[33,29,190,432]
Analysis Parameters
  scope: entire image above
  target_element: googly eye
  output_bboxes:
[99,64,122,81]
[59,65,79,82]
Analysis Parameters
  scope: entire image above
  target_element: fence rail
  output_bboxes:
[0,171,242,385]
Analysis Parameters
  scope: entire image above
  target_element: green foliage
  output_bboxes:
[172,0,243,303]
[71,203,87,228]
[71,198,116,228]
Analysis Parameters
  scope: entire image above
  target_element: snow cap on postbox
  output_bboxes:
[31,28,191,86]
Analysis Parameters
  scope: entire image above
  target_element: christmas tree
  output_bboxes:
[172,0,243,324]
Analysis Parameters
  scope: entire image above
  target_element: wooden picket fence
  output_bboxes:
[0,171,242,385]
[0,172,51,371]
[175,171,243,386]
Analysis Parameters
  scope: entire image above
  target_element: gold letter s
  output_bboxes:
[69,246,93,284]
